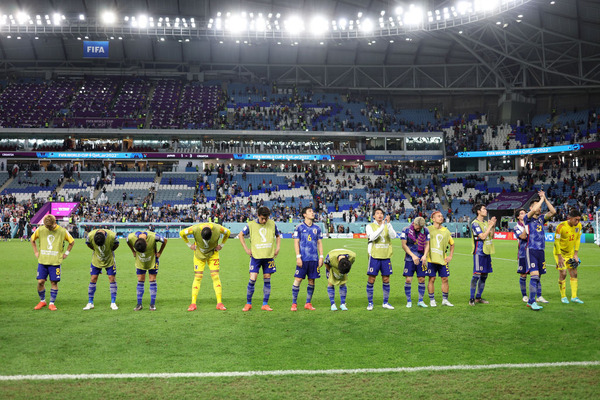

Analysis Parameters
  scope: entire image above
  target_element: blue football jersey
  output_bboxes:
[293,222,323,261]
[513,222,527,259]
[524,215,546,250]
[400,225,430,261]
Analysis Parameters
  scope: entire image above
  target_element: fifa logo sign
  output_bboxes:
[86,46,105,54]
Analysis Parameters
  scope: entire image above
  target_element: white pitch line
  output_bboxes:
[1,361,598,381]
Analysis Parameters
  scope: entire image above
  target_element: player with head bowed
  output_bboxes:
[180,222,231,311]
[127,229,168,311]
[401,216,430,308]
[554,208,584,304]
[83,228,120,310]
[324,249,356,311]
[469,204,496,306]
[425,211,455,307]
[291,207,323,311]
[366,207,397,311]
[238,206,281,311]
[31,214,75,311]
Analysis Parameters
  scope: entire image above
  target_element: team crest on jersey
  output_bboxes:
[575,228,580,233]
[313,228,317,234]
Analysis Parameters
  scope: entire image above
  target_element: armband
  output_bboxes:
[319,255,324,258]
[186,243,193,248]
[64,250,70,256]
[296,254,302,259]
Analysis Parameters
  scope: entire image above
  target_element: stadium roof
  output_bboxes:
[0,0,599,92]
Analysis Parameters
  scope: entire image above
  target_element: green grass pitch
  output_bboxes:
[0,237,598,399]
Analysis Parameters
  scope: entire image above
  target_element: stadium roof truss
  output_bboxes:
[0,0,598,93]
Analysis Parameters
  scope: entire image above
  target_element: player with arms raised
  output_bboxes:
[127,230,168,311]
[554,208,584,304]
[426,211,455,307]
[291,207,323,311]
[239,206,281,311]
[31,214,75,311]
[524,191,556,310]
[83,228,120,310]
[324,249,356,311]
[180,222,231,311]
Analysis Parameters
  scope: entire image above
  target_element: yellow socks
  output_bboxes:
[558,280,566,298]
[210,272,222,303]
[191,274,203,304]
[570,278,578,298]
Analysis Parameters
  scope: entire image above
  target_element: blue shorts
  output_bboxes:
[249,257,277,274]
[367,257,393,276]
[517,258,528,274]
[295,260,320,280]
[90,264,116,276]
[426,262,450,277]
[37,264,61,282]
[403,258,427,277]
[136,258,159,275]
[526,249,547,275]
[473,254,493,274]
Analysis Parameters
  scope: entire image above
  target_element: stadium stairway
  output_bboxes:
[0,175,14,194]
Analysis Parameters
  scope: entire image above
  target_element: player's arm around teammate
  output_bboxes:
[31,214,75,311]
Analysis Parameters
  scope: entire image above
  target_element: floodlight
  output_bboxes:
[285,15,304,34]
[309,16,328,35]
[361,18,374,33]
[338,18,347,30]
[102,11,116,24]
[395,7,403,15]
[16,12,28,24]
[456,1,472,15]
[138,15,148,28]
[79,14,85,20]
[227,14,247,32]
[404,5,423,26]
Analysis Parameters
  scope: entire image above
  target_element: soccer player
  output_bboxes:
[238,206,281,311]
[513,208,530,302]
[426,211,455,307]
[83,228,120,310]
[401,216,430,308]
[31,214,75,311]
[291,207,324,311]
[180,222,231,311]
[127,230,168,311]
[366,208,397,310]
[554,208,584,304]
[524,191,556,310]
[469,204,496,306]
[324,249,356,311]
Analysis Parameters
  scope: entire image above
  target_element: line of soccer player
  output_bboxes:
[31,198,586,312]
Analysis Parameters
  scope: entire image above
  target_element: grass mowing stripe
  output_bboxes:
[2,361,598,381]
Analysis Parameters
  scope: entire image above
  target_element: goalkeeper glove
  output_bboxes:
[566,258,580,269]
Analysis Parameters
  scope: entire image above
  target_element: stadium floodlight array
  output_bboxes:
[0,0,534,40]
